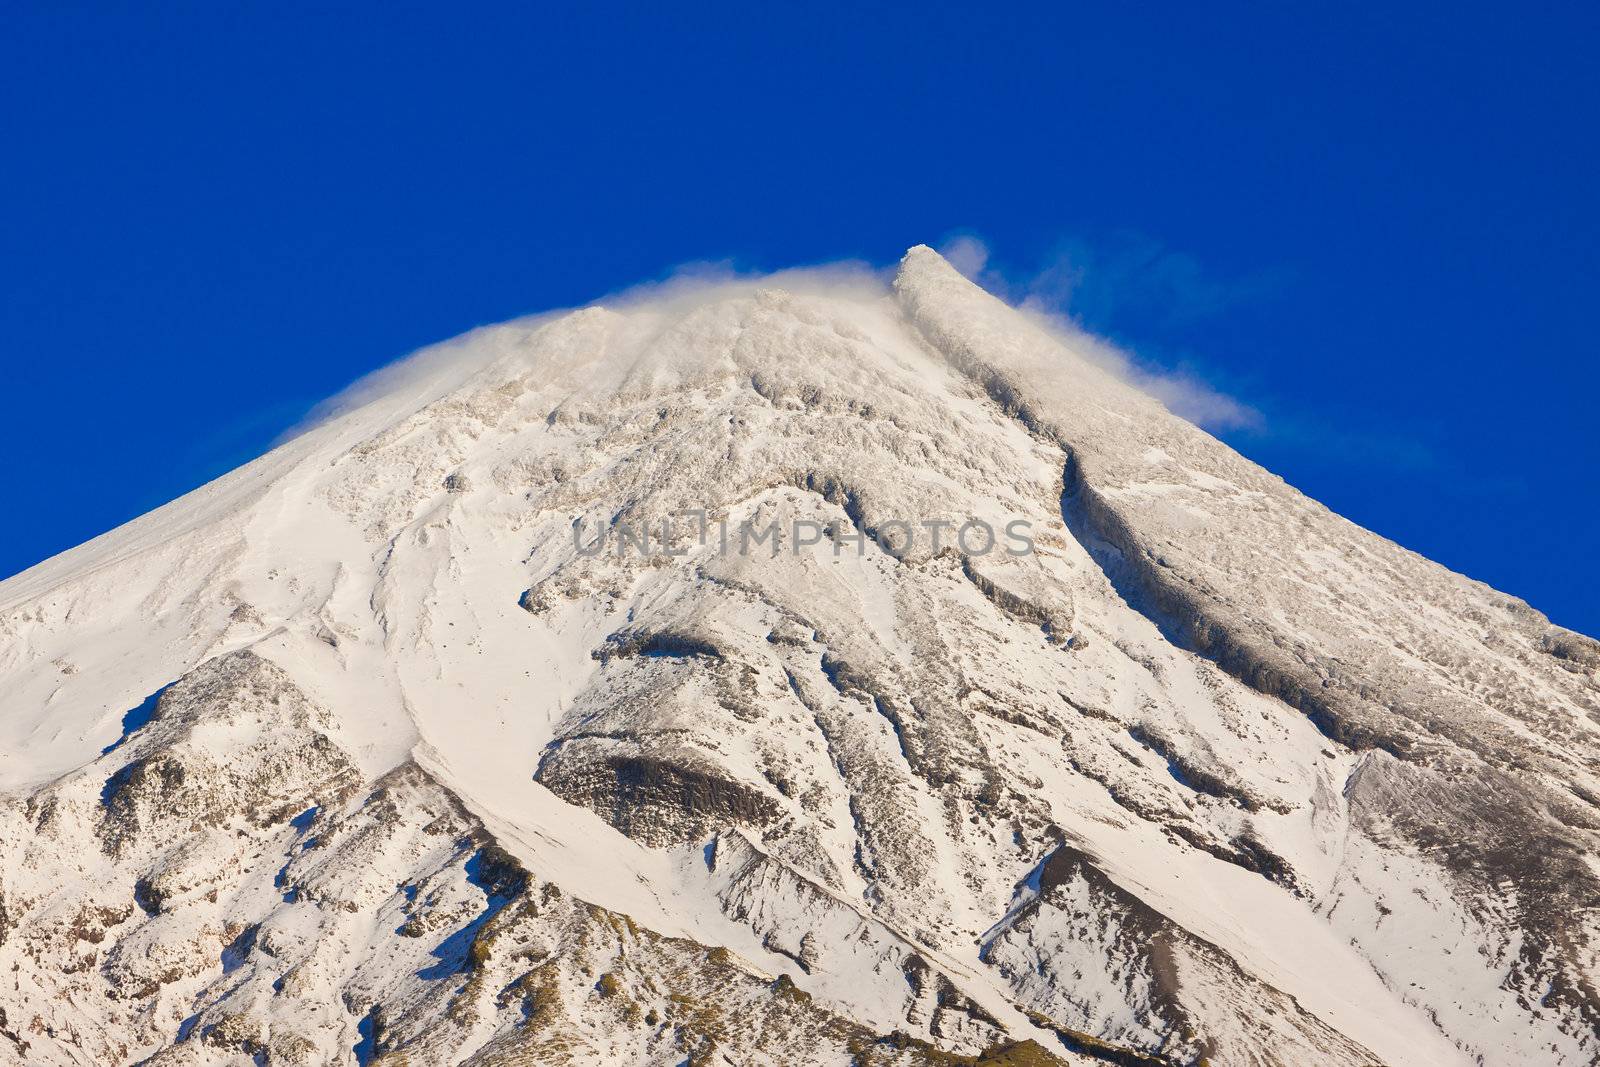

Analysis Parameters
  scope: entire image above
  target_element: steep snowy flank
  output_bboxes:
[0,247,1594,1066]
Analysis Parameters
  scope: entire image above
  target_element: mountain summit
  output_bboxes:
[1,247,1595,1066]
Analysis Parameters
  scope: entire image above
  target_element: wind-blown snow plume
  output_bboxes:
[939,233,1262,431]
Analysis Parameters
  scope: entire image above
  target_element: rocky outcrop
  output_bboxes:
[983,845,1375,1066]
[538,747,782,846]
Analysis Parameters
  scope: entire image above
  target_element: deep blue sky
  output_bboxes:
[3,5,1597,635]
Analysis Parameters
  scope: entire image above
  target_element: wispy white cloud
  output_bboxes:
[939,234,992,282]
[937,233,1265,432]
[1027,232,1283,330]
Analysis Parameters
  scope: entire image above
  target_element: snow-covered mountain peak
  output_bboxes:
[0,246,1595,1066]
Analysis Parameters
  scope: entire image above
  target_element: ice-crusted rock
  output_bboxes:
[0,246,1593,1065]
[982,844,1376,1065]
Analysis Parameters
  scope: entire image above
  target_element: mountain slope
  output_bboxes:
[0,247,1594,1066]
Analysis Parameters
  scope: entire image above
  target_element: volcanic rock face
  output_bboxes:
[0,247,1595,1066]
